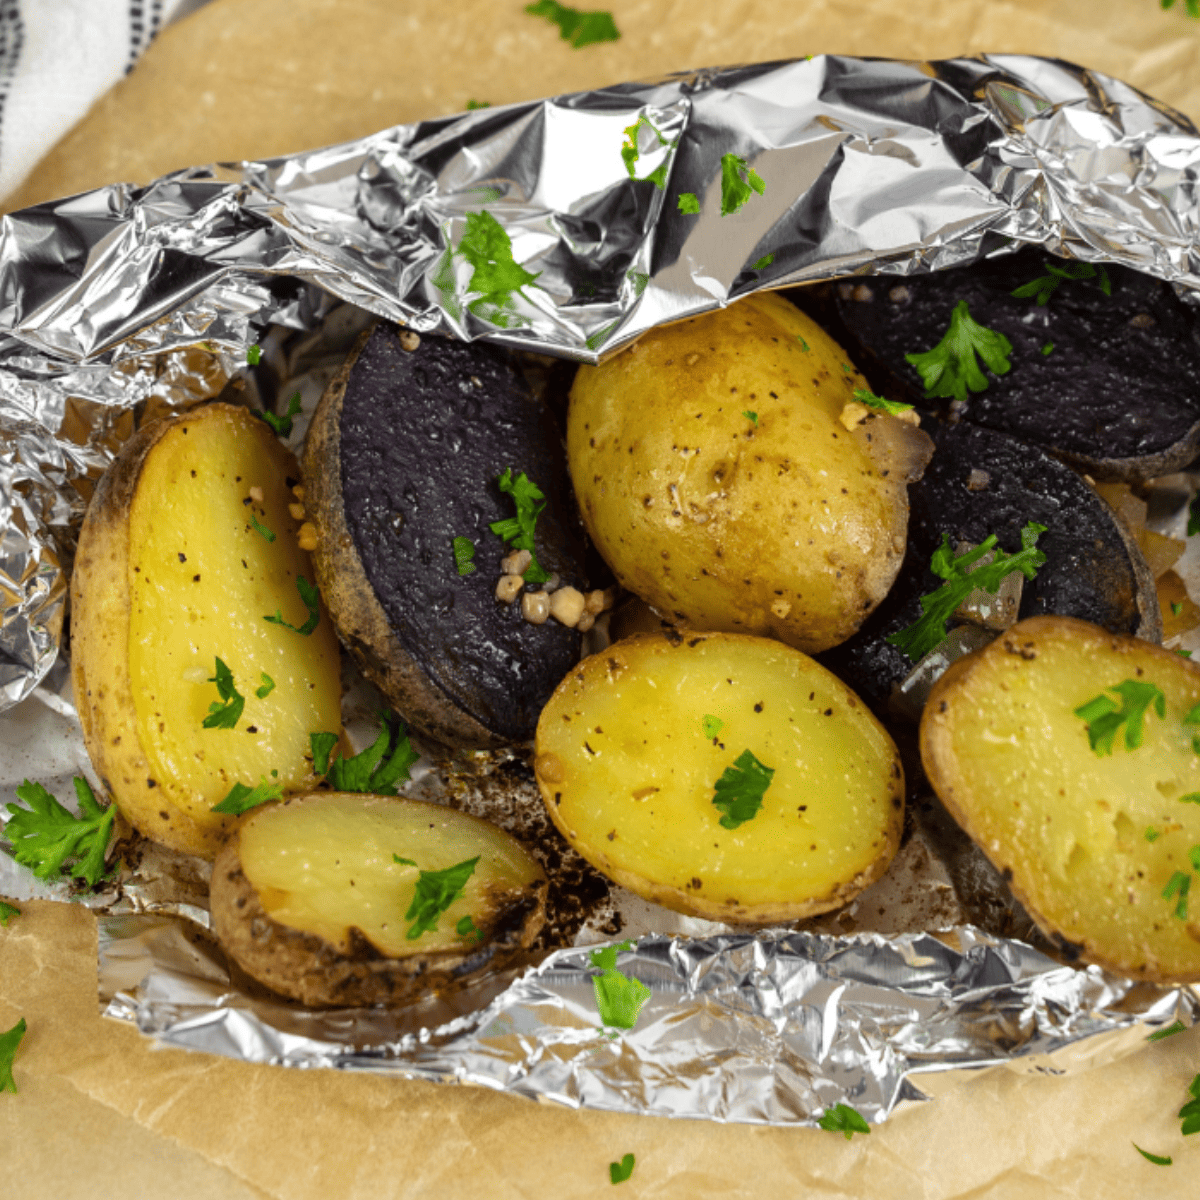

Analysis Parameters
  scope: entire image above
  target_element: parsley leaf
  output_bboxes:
[256,672,275,699]
[456,914,484,943]
[255,392,303,438]
[1146,827,1162,842]
[264,574,321,636]
[0,900,19,926]
[752,253,774,270]
[904,300,1013,404]
[609,1153,636,1184]
[1011,260,1111,305]
[453,536,477,576]
[0,1018,26,1094]
[1189,496,1200,537]
[393,854,417,866]
[490,468,551,583]
[621,115,669,189]
[524,0,620,47]
[1180,1073,1200,1135]
[742,410,758,425]
[702,714,725,739]
[466,99,491,110]
[1164,870,1191,919]
[1147,1019,1187,1041]
[677,192,700,215]
[1162,0,1200,16]
[202,656,245,729]
[4,778,115,887]
[817,1102,871,1139]
[310,712,420,795]
[853,387,914,416]
[1133,1143,1173,1166]
[590,941,652,1030]
[711,749,775,830]
[211,777,283,815]
[458,210,541,325]
[246,345,262,365]
[249,511,276,543]
[1041,342,1055,356]
[1074,680,1166,755]
[886,522,1047,661]
[405,856,480,940]
[720,153,765,217]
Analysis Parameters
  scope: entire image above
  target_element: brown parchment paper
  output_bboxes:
[3,1,1200,1196]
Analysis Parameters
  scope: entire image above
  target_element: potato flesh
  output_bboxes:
[127,408,342,823]
[536,634,903,919]
[238,794,545,957]
[922,618,1200,977]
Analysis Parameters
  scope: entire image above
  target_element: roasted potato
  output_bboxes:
[567,292,933,654]
[210,792,548,1007]
[534,631,904,923]
[921,615,1200,981]
[71,403,343,858]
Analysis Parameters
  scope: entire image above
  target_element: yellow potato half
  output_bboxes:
[568,292,931,653]
[921,615,1200,981]
[71,403,343,858]
[534,631,904,923]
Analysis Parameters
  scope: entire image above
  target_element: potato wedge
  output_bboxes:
[921,615,1200,981]
[534,631,904,923]
[71,403,343,858]
[210,792,547,1007]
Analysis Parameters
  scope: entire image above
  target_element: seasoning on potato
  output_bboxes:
[921,615,1200,982]
[534,631,905,924]
[566,292,934,654]
[70,403,343,859]
[210,792,548,1007]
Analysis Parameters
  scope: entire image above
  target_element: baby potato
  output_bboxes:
[568,292,932,654]
[534,631,904,924]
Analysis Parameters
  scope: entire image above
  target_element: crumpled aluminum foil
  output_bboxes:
[2,52,1200,1126]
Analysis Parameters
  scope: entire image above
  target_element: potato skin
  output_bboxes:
[210,793,548,1008]
[568,292,929,654]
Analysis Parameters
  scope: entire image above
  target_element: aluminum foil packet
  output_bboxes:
[2,52,1200,1127]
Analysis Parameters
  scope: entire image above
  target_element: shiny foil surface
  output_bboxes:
[2,53,1200,1125]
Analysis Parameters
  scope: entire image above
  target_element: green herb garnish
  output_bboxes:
[742,410,758,425]
[255,392,302,438]
[524,0,620,47]
[711,749,775,830]
[256,672,275,699]
[457,210,541,326]
[853,387,914,416]
[456,914,484,943]
[796,336,809,352]
[609,1153,636,1184]
[719,153,765,217]
[905,300,1013,404]
[202,656,245,729]
[1181,793,1200,805]
[405,856,480,940]
[0,1018,27,1094]
[817,1103,871,1140]
[0,900,20,926]
[886,522,1047,661]
[590,941,652,1030]
[466,99,491,110]
[1041,342,1055,356]
[246,345,262,365]
[490,468,551,584]
[211,777,283,815]
[702,714,724,739]
[752,253,774,270]
[249,511,276,543]
[1012,260,1111,305]
[264,574,321,636]
[1180,1073,1200,1135]
[1134,1143,1173,1166]
[1146,827,1162,842]
[1147,1019,1187,1041]
[621,115,670,189]
[1074,681,1166,755]
[1162,0,1200,17]
[1189,496,1200,537]
[1163,870,1191,919]
[310,712,419,795]
[453,536,477,577]
[677,192,700,215]
[4,778,115,887]
[1178,650,1193,659]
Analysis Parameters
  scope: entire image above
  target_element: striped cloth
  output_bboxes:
[0,0,212,203]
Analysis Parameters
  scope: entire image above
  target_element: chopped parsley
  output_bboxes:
[1011,260,1111,305]
[0,900,20,926]
[886,522,1047,661]
[677,192,700,215]
[796,336,810,352]
[456,914,484,943]
[255,392,303,438]
[249,511,276,543]
[1074,681,1165,755]
[4,778,115,887]
[1162,0,1200,16]
[490,468,551,584]
[202,656,245,729]
[404,856,480,940]
[1183,702,1200,754]
[1180,1073,1200,1135]
[211,777,283,815]
[457,210,541,327]
[1163,870,1191,919]
[0,1018,26,1094]
[310,712,419,795]
[1189,495,1200,537]
[742,410,758,426]
[702,714,724,739]
[817,1103,871,1139]
[246,345,262,365]
[453,536,477,576]
[590,941,652,1030]
[853,387,914,416]
[711,749,775,830]
[621,115,670,189]
[466,99,491,110]
[1134,1143,1172,1166]
[1180,793,1200,805]
[1041,342,1055,356]
[609,1153,636,1184]
[265,574,321,636]
[752,253,774,270]
[1173,602,1185,616]
[256,672,275,699]
[905,300,1013,404]
[1146,827,1162,842]
[720,153,765,216]
[524,0,620,47]
[1147,1019,1187,1041]
[1179,650,1193,659]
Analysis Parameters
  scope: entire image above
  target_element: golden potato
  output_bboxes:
[210,792,547,1007]
[921,615,1200,981]
[534,631,904,923]
[71,404,343,858]
[567,292,932,654]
